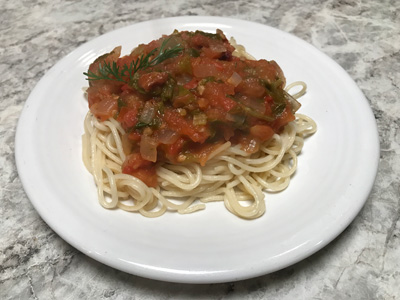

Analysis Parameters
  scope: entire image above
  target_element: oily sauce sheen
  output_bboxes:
[86,30,297,187]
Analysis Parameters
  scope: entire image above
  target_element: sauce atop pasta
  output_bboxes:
[85,30,301,188]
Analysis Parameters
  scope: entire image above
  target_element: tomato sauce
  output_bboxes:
[86,30,298,187]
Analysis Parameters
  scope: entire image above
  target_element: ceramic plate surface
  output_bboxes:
[15,16,379,284]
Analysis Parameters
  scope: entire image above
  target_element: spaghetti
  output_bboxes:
[82,30,316,219]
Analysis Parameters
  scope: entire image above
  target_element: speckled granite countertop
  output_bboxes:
[1,0,399,299]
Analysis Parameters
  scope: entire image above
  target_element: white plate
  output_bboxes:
[15,16,379,284]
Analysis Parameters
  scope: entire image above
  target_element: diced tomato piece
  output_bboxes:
[121,84,133,92]
[162,137,186,162]
[87,84,120,107]
[138,72,168,92]
[247,59,286,87]
[192,58,224,78]
[183,78,198,90]
[90,97,117,121]
[236,77,266,98]
[202,82,236,111]
[116,106,128,122]
[190,142,225,166]
[202,47,222,59]
[250,125,275,142]
[219,96,237,111]
[117,55,134,69]
[163,109,210,143]
[122,153,157,187]
[130,167,158,187]
[121,108,139,128]
[220,124,235,141]
[190,34,210,48]
[122,153,148,171]
[205,108,226,122]
[198,97,209,109]
[172,93,193,108]
[128,131,141,142]
[264,95,274,115]
[119,90,144,109]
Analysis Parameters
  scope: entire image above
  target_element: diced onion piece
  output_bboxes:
[283,90,301,113]
[90,97,117,121]
[139,102,156,124]
[177,108,187,116]
[240,96,265,114]
[242,138,259,154]
[227,72,242,87]
[193,113,207,126]
[225,113,235,122]
[157,129,179,145]
[210,43,227,53]
[197,85,205,95]
[140,134,157,162]
[177,73,193,85]
[226,113,245,125]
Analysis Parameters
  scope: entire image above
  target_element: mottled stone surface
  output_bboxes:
[1,0,399,299]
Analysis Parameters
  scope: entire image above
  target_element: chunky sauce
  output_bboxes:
[86,30,298,187]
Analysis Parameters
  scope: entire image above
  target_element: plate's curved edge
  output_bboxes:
[14,16,381,284]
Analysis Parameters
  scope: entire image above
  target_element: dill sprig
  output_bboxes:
[83,38,183,84]
[84,61,132,83]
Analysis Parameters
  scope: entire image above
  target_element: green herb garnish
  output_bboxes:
[83,38,183,84]
[227,95,275,122]
[134,118,161,130]
[117,98,127,108]
[134,121,150,129]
